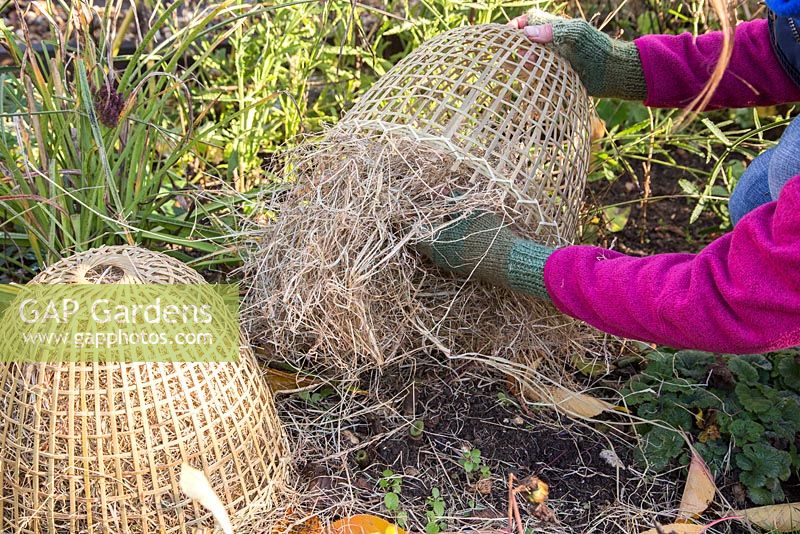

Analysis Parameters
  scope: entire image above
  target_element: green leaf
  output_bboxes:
[694,441,728,477]
[737,444,791,483]
[735,383,773,414]
[738,354,773,372]
[382,19,424,36]
[384,492,400,511]
[728,419,764,445]
[746,486,778,506]
[701,118,732,146]
[602,205,631,233]
[775,353,800,392]
[686,388,720,410]
[678,178,699,196]
[728,358,759,384]
[432,500,445,516]
[638,427,685,472]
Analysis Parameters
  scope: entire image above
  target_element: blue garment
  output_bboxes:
[766,0,800,18]
[769,114,800,197]
[768,10,800,86]
[729,115,800,224]
[729,148,775,225]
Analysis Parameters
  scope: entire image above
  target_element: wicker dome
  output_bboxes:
[0,246,288,533]
[341,23,593,245]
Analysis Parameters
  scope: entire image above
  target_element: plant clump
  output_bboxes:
[624,349,800,505]
[243,128,600,375]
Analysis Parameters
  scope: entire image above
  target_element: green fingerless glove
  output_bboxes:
[417,211,554,301]
[525,10,647,100]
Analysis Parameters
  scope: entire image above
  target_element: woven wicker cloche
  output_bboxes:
[341,23,594,245]
[0,246,288,533]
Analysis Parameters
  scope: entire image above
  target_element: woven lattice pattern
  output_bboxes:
[342,23,593,245]
[0,246,288,533]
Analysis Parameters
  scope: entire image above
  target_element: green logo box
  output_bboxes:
[0,284,240,362]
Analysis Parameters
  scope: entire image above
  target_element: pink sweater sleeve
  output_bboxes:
[635,19,800,109]
[543,175,800,354]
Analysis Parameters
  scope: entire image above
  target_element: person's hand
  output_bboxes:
[506,11,647,100]
[417,209,553,301]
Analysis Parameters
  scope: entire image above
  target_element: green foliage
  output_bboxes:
[496,391,520,410]
[459,448,490,480]
[0,1,260,273]
[1,0,788,279]
[0,0,544,279]
[424,487,446,534]
[378,469,407,527]
[624,349,800,505]
[296,385,336,407]
[636,426,687,472]
[191,1,370,188]
[190,0,536,188]
[736,444,792,505]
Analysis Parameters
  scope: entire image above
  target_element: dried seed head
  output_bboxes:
[93,79,124,128]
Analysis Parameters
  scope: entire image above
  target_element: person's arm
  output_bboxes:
[514,14,800,108]
[544,174,800,354]
[635,19,800,108]
[419,176,800,354]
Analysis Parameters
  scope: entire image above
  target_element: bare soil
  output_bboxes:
[287,359,678,533]
[586,151,726,256]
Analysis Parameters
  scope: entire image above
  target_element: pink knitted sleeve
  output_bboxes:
[635,19,800,108]
[543,175,800,354]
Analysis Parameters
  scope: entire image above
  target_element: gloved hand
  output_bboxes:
[417,210,554,301]
[507,11,647,100]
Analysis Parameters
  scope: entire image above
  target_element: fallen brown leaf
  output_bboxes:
[677,450,715,520]
[591,115,606,141]
[270,508,322,534]
[737,502,800,532]
[532,502,557,523]
[473,477,493,495]
[264,367,320,393]
[525,385,614,419]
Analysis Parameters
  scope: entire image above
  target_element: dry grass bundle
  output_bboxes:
[244,130,595,373]
[0,246,289,533]
[245,24,594,373]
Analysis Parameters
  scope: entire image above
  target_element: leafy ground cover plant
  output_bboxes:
[424,487,446,534]
[378,468,408,527]
[459,448,491,481]
[624,349,800,504]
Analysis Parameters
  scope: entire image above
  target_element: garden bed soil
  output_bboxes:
[288,360,679,533]
[586,150,726,256]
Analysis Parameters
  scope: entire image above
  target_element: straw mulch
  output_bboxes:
[244,128,603,377]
